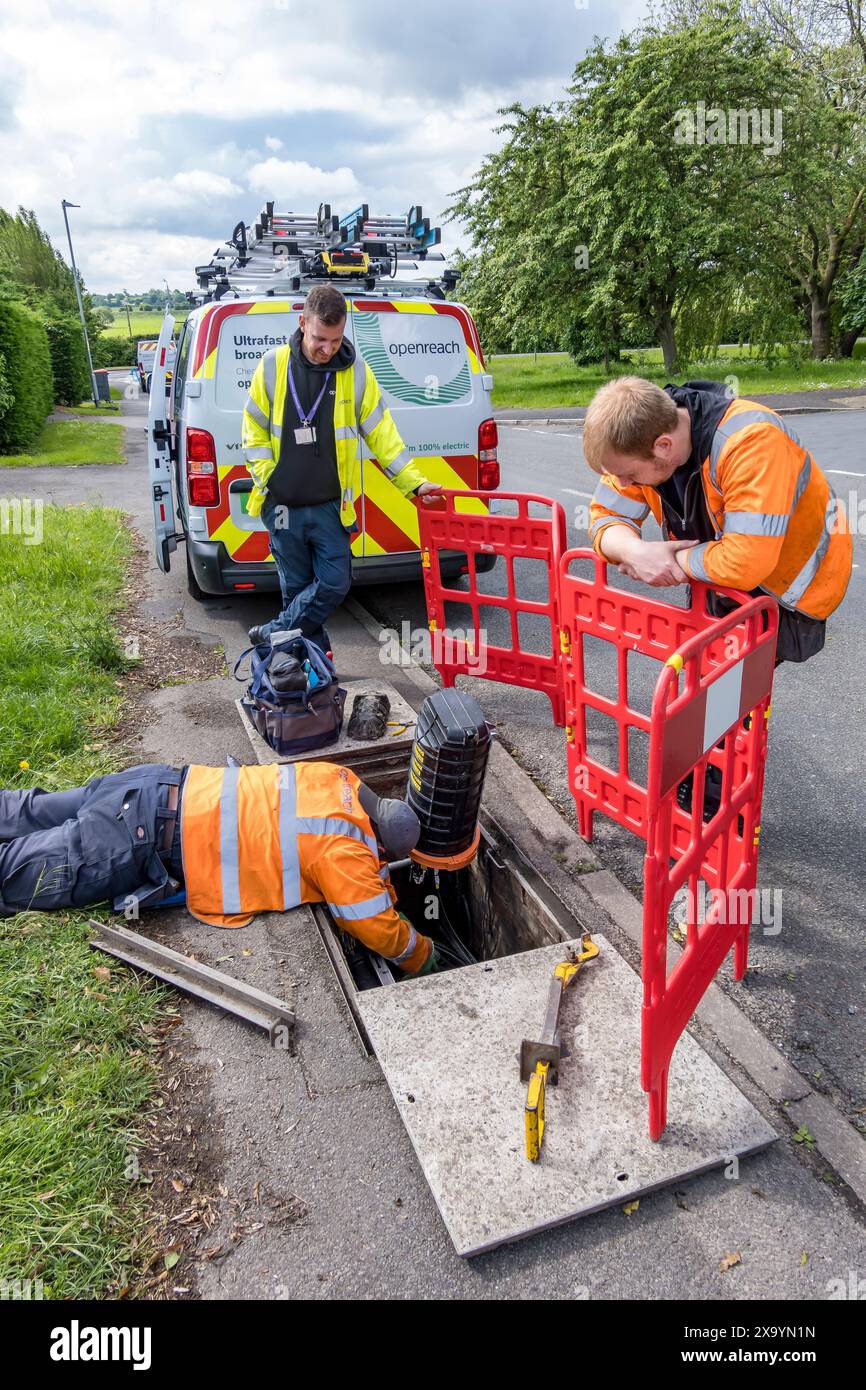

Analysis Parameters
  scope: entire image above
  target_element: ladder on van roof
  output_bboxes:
[191,201,457,305]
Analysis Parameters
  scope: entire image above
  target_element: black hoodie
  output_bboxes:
[655,380,731,542]
[266,327,357,509]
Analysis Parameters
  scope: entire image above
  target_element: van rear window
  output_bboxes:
[215,310,299,409]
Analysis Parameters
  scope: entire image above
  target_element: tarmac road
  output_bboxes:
[359,419,866,1120]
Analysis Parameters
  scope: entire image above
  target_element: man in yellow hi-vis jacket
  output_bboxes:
[0,760,436,975]
[241,282,442,651]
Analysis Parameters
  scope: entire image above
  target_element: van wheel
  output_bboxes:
[186,547,207,601]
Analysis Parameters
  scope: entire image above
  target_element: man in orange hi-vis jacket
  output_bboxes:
[584,376,852,817]
[0,761,435,975]
[584,377,852,663]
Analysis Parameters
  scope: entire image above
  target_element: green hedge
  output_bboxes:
[91,334,138,369]
[45,314,91,407]
[0,296,54,451]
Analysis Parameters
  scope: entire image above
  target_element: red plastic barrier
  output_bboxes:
[420,513,779,1141]
[419,490,569,724]
[558,549,751,850]
[641,598,777,1139]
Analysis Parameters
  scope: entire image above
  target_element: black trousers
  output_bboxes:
[0,764,183,917]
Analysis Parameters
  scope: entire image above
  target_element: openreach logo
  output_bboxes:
[50,1320,152,1370]
[379,620,488,675]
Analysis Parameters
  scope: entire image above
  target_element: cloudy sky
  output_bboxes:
[0,0,646,293]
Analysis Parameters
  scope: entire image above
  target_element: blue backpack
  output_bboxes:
[235,636,346,755]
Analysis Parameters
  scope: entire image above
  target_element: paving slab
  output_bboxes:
[357,936,777,1256]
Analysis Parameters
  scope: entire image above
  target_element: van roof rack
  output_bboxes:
[190,201,458,305]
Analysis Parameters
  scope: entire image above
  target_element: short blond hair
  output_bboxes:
[583,377,679,473]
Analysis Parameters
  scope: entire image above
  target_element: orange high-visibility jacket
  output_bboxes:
[180,761,431,973]
[589,397,852,619]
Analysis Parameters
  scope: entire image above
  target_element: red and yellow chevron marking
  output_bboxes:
[191,301,295,380]
[205,457,483,563]
[361,454,485,556]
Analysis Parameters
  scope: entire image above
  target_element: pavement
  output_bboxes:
[1,387,864,1298]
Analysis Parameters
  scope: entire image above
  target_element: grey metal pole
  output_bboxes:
[61,200,99,407]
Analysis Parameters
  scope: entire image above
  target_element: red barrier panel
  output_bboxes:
[420,515,779,1141]
[641,598,777,1139]
[558,549,752,851]
[419,490,569,724]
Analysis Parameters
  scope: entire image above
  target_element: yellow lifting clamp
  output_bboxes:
[521,936,599,1162]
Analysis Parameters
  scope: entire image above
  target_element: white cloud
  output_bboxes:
[137,170,244,212]
[247,158,360,204]
[264,136,283,152]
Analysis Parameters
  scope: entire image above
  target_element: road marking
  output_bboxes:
[826,469,866,478]
[563,487,594,499]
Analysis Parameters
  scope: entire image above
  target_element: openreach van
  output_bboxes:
[147,202,499,599]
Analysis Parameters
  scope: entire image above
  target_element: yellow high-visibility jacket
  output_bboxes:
[180,761,432,974]
[589,397,852,620]
[241,343,427,527]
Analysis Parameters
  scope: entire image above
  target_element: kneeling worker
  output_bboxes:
[0,762,435,975]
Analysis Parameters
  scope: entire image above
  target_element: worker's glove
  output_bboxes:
[415,942,439,977]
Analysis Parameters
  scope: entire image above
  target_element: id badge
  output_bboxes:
[294,425,316,445]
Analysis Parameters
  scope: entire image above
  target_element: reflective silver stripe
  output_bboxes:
[592,481,649,521]
[328,890,393,921]
[723,512,789,537]
[263,350,277,403]
[359,398,386,437]
[272,421,282,439]
[342,486,354,508]
[383,448,412,479]
[353,355,367,414]
[219,767,242,915]
[709,409,802,488]
[589,515,639,540]
[334,424,356,441]
[391,923,419,965]
[244,396,269,430]
[296,816,378,857]
[379,864,391,881]
[686,543,712,582]
[793,453,812,507]
[779,491,837,605]
[278,764,300,910]
[243,446,272,462]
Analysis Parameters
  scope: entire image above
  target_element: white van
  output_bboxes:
[148,289,499,598]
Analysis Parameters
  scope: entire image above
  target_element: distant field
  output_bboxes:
[100,309,188,339]
[489,343,866,407]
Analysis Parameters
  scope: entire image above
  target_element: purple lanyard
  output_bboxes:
[288,359,331,428]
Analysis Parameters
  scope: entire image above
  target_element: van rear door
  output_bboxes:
[350,299,487,559]
[147,314,178,573]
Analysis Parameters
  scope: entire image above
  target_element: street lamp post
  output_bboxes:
[61,200,99,407]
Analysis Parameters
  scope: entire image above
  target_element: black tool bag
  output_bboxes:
[235,638,346,755]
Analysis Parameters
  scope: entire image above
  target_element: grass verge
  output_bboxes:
[0,505,169,1297]
[0,420,126,468]
[489,344,866,408]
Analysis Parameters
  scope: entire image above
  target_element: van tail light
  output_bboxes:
[186,428,219,507]
[478,418,499,490]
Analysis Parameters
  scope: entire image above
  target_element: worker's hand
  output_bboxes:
[414,482,445,505]
[415,942,439,976]
[616,539,698,587]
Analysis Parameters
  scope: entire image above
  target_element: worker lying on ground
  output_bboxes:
[0,761,436,975]
[584,376,852,815]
